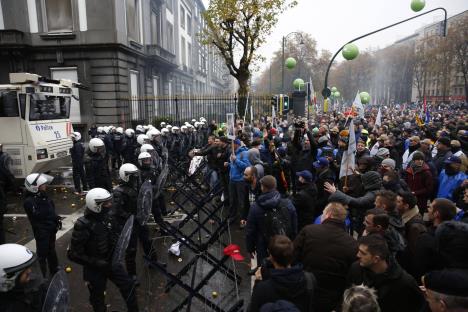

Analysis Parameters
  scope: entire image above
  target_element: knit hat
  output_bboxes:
[361,171,382,191]
[437,137,450,147]
[381,158,396,170]
[375,148,390,159]
[412,151,425,161]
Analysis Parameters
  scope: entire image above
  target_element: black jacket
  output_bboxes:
[68,209,114,268]
[347,260,424,312]
[84,149,111,190]
[0,276,46,312]
[248,265,311,312]
[292,182,317,231]
[23,192,59,234]
[288,130,317,172]
[70,140,85,165]
[294,219,358,312]
[314,168,335,216]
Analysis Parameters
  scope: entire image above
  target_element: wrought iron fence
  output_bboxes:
[117,94,272,128]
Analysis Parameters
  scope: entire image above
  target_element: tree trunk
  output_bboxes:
[237,72,250,118]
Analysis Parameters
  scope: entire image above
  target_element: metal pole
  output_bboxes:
[281,36,285,92]
[322,7,448,99]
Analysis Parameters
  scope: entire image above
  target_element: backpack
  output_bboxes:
[263,199,293,240]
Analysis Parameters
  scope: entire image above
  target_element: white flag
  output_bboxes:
[352,91,364,118]
[375,107,382,127]
[339,119,356,179]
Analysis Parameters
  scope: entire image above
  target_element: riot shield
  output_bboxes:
[137,180,152,226]
[41,270,70,312]
[154,147,169,198]
[112,215,134,269]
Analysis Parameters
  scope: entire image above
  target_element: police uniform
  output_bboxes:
[84,149,112,191]
[68,209,139,312]
[23,191,59,277]
[70,139,87,193]
[0,148,15,244]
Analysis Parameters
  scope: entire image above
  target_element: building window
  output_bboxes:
[153,76,159,115]
[151,10,161,45]
[44,0,73,32]
[130,70,139,120]
[181,36,186,66]
[187,14,192,35]
[180,6,185,29]
[187,43,192,68]
[50,67,81,123]
[166,0,173,13]
[167,22,174,52]
[126,0,141,43]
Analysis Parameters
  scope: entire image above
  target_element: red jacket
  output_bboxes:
[405,164,433,211]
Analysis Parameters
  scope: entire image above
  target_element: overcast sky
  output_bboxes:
[202,0,467,78]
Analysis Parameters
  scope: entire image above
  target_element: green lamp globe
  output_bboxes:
[331,86,338,93]
[334,91,341,98]
[342,43,359,61]
[285,57,297,70]
[360,91,370,104]
[411,0,425,12]
[293,78,305,90]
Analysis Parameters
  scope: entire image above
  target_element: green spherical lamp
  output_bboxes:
[331,86,337,93]
[411,0,425,12]
[285,57,297,70]
[293,78,305,90]
[334,91,341,98]
[360,91,370,104]
[342,43,359,61]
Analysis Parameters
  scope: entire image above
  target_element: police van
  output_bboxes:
[0,73,79,178]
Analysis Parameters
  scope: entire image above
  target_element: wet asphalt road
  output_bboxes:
[4,167,251,312]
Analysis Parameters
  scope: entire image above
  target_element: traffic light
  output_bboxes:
[282,95,289,114]
[271,95,278,109]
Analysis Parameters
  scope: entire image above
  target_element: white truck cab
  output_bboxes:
[0,73,79,178]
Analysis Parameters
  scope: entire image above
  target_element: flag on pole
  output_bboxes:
[352,91,364,118]
[423,96,430,124]
[375,107,382,128]
[339,119,356,178]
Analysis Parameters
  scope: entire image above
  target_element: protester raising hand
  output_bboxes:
[324,182,337,194]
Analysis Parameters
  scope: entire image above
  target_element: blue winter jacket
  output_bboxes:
[229,146,251,182]
[246,190,298,264]
[437,170,467,200]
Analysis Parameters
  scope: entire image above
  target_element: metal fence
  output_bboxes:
[117,94,272,128]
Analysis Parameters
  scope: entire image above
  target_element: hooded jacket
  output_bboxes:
[405,163,433,211]
[249,265,310,312]
[437,169,467,200]
[347,259,424,312]
[246,190,298,263]
[329,171,381,212]
[229,146,251,182]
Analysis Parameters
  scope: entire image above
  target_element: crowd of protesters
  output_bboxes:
[195,105,468,312]
[1,103,468,312]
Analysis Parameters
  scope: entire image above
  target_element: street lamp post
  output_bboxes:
[321,7,447,99]
[281,32,304,92]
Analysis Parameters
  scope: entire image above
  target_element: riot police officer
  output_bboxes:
[70,132,87,195]
[112,127,125,170]
[68,188,139,312]
[84,138,112,191]
[111,164,140,282]
[122,128,137,164]
[0,244,45,312]
[23,173,60,278]
[0,143,15,244]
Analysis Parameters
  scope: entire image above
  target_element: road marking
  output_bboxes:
[24,209,84,252]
